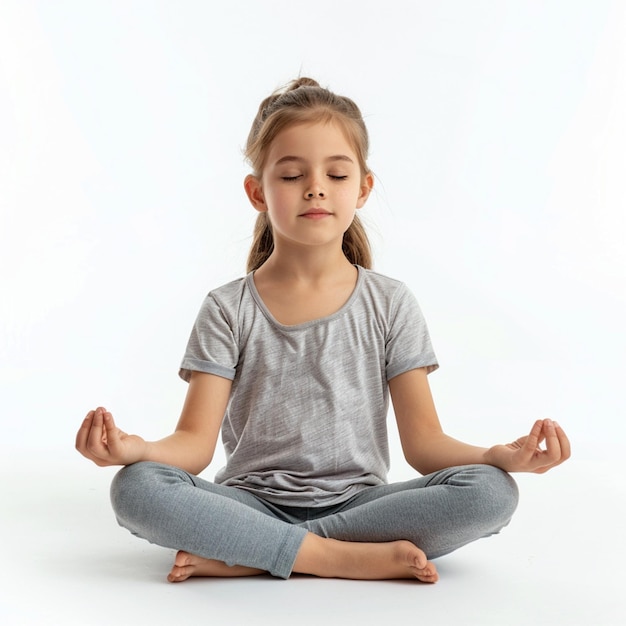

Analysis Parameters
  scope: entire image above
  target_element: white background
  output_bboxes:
[1,1,624,625]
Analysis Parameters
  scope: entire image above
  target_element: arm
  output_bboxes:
[75,371,232,475]
[389,368,570,475]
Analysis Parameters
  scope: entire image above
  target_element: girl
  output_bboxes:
[75,77,570,584]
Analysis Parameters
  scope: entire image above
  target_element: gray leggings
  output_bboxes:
[110,462,518,579]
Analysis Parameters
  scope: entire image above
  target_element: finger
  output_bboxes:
[87,407,109,457]
[518,420,558,472]
[554,422,571,461]
[101,411,121,454]
[537,421,571,472]
[521,420,544,458]
[541,419,562,464]
[535,421,548,448]
[75,410,95,453]
[528,420,571,473]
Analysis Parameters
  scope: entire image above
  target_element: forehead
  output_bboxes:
[266,121,359,164]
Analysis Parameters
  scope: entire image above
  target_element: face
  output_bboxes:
[245,121,373,254]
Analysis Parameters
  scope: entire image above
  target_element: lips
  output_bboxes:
[300,208,332,217]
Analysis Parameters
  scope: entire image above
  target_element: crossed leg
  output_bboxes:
[168,534,438,583]
[112,462,516,584]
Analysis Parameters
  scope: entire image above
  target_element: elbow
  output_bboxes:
[402,448,430,476]
[172,429,216,476]
[403,445,445,476]
[184,452,213,476]
[406,458,437,477]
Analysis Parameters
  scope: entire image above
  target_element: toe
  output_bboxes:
[173,551,193,568]
[410,553,427,570]
[411,563,439,584]
[168,565,192,583]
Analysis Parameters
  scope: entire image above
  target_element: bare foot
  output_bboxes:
[167,551,265,583]
[167,536,439,584]
[293,535,439,583]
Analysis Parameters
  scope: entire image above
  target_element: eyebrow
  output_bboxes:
[274,155,354,166]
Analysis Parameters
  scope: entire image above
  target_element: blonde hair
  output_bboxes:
[245,77,373,273]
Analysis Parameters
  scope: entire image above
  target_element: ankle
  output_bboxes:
[292,533,337,577]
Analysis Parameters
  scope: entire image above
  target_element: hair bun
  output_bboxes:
[284,77,321,91]
[253,77,322,130]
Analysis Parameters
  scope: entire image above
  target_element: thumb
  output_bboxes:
[102,411,121,449]
[521,420,543,452]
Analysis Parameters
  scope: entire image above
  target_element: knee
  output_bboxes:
[110,461,188,528]
[474,465,519,528]
[110,462,153,523]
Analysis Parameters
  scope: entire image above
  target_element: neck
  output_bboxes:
[257,244,355,285]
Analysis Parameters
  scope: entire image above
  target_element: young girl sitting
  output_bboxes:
[75,77,570,584]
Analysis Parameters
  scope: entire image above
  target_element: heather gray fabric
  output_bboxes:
[179,266,438,507]
[111,461,519,579]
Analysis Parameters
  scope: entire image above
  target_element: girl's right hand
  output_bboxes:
[75,407,148,467]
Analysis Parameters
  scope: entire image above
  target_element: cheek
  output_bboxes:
[339,185,364,206]
[264,188,296,218]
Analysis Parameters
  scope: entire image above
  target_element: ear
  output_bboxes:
[356,172,374,209]
[244,174,267,212]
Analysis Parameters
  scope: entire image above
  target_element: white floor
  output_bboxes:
[1,451,623,626]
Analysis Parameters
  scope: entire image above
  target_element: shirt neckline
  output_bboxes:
[246,265,365,331]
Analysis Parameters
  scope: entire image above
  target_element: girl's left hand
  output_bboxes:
[484,419,571,474]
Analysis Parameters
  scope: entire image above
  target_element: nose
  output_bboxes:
[305,178,325,199]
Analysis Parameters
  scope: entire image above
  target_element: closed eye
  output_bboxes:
[281,174,347,181]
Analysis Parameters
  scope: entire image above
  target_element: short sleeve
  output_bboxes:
[179,293,239,382]
[385,283,438,380]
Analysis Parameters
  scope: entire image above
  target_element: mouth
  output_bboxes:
[300,208,332,219]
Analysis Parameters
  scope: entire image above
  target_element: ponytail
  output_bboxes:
[342,215,372,270]
[247,213,274,273]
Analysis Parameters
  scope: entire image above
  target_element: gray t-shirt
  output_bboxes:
[179,266,438,507]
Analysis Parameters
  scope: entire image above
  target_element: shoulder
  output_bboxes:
[356,267,429,328]
[207,275,248,298]
[193,275,252,324]
[358,267,415,305]
[203,275,251,307]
